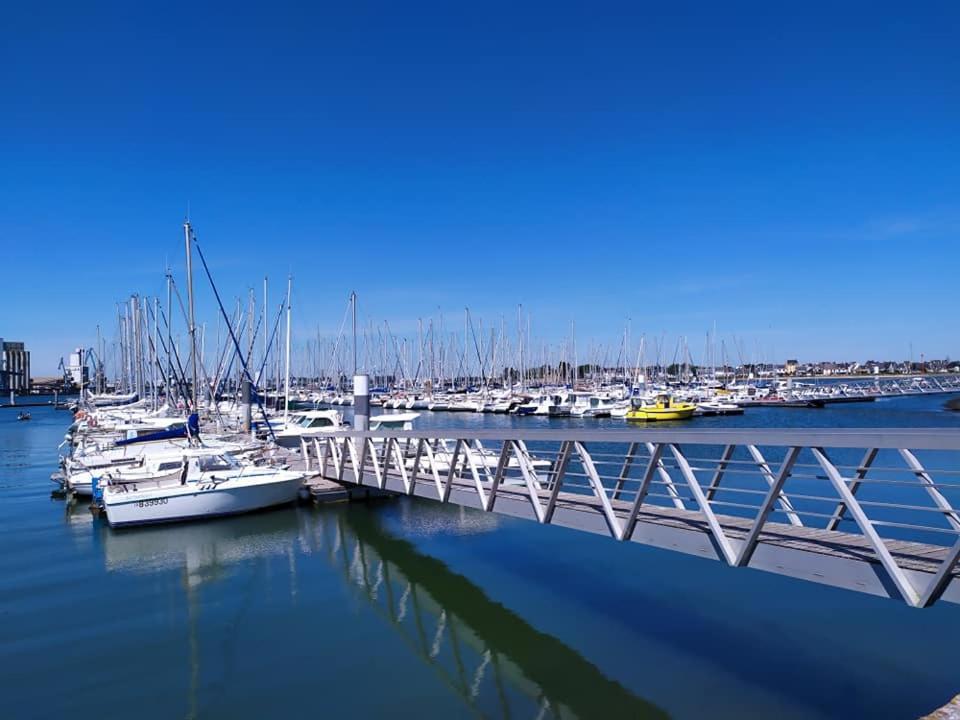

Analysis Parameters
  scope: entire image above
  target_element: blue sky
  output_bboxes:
[2,1,958,373]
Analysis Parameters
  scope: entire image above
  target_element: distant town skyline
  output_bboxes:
[3,3,958,374]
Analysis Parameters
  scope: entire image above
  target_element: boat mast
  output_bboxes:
[284,274,292,421]
[153,297,159,409]
[184,220,199,411]
[517,304,523,392]
[351,290,357,377]
[165,270,172,404]
[96,324,103,394]
[263,277,268,390]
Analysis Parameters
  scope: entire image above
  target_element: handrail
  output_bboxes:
[316,427,960,451]
[300,427,960,607]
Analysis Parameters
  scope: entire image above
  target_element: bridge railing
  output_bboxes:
[300,428,960,607]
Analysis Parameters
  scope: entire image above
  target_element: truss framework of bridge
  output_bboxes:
[299,427,960,608]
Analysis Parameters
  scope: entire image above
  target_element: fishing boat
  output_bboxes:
[101,453,305,528]
[625,394,696,422]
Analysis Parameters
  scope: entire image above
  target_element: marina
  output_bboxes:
[5,394,960,719]
[0,222,953,720]
[6,3,960,717]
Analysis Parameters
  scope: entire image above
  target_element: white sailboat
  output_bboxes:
[101,453,305,527]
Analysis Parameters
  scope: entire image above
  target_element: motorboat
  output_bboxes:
[369,412,420,431]
[625,394,696,422]
[101,453,305,528]
[270,409,345,448]
[695,400,745,417]
[63,433,260,496]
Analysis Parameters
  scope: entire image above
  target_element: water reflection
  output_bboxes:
[324,505,667,719]
[88,503,664,719]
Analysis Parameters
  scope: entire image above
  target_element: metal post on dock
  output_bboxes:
[241,378,252,435]
[354,374,369,431]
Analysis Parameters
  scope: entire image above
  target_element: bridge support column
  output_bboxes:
[354,374,369,431]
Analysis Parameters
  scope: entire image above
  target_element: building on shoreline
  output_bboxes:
[67,348,89,388]
[0,339,31,392]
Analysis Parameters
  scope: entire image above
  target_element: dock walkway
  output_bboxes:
[290,428,960,607]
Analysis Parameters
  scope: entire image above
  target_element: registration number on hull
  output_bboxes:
[137,498,169,508]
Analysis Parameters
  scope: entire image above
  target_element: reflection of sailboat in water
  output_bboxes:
[321,506,667,720]
[97,510,302,581]
[90,504,663,719]
[96,510,305,720]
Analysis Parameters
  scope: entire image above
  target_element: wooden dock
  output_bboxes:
[290,455,397,505]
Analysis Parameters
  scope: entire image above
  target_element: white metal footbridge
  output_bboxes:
[299,428,960,608]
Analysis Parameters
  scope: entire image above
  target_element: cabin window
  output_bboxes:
[157,461,181,471]
[198,456,236,472]
[308,417,333,428]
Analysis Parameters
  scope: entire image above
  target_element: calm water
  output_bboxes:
[2,395,960,719]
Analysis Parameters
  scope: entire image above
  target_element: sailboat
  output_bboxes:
[100,452,305,528]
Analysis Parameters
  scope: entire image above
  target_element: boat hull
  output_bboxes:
[103,475,303,528]
[625,408,696,421]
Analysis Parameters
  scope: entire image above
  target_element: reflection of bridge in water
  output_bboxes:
[313,506,666,719]
[90,504,665,719]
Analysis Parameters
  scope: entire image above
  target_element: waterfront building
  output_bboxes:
[0,338,31,391]
[67,348,88,388]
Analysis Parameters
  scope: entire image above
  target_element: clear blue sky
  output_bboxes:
[2,1,958,374]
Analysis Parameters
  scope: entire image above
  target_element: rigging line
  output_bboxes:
[324,296,353,387]
[155,304,193,408]
[190,232,276,441]
[256,301,286,382]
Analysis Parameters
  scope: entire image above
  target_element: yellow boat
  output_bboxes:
[625,394,696,422]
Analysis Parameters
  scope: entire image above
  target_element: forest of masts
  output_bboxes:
[85,278,780,400]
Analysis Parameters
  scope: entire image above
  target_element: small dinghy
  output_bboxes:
[17,412,31,421]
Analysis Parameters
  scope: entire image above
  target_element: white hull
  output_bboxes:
[103,473,303,528]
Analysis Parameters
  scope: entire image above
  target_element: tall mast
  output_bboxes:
[351,290,357,377]
[571,319,577,387]
[96,324,103,393]
[152,297,159,409]
[284,274,292,420]
[165,270,172,404]
[517,304,523,392]
[263,277,268,388]
[184,220,198,411]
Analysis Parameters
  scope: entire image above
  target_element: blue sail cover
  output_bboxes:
[114,423,188,447]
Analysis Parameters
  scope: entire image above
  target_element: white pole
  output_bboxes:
[284,275,292,421]
[263,276,268,387]
[354,373,369,430]
[184,221,198,411]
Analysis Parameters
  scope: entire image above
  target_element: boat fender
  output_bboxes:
[91,476,103,503]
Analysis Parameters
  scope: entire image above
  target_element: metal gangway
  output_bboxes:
[300,428,960,608]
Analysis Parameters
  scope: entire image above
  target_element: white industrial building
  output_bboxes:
[0,339,31,391]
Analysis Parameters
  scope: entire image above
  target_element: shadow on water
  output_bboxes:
[90,503,666,719]
[330,504,668,719]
